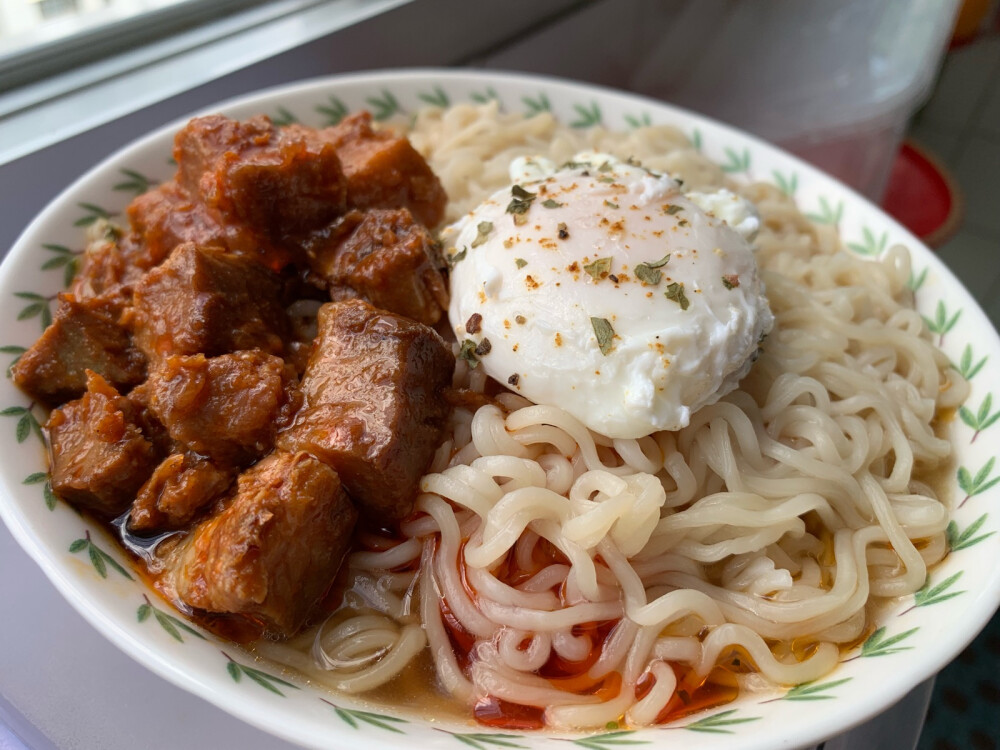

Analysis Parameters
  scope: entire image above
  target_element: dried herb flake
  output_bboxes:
[634,264,662,285]
[557,222,569,239]
[506,184,536,216]
[634,253,670,284]
[446,246,467,269]
[471,221,493,248]
[604,200,619,209]
[542,199,563,209]
[590,317,615,355]
[459,339,480,368]
[664,282,690,310]
[583,257,612,280]
[722,274,740,290]
[515,258,528,269]
[663,204,683,215]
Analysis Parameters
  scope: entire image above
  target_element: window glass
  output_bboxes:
[1,0,197,56]
[0,0,276,91]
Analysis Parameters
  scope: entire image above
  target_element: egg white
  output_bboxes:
[443,154,773,438]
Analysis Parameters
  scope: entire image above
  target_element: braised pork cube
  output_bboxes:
[125,379,175,457]
[175,114,348,240]
[12,294,145,406]
[316,112,446,228]
[46,371,159,516]
[71,227,147,307]
[130,453,233,533]
[175,451,357,636]
[277,299,453,521]
[132,243,290,363]
[146,350,296,465]
[127,183,293,272]
[129,183,225,267]
[303,208,448,325]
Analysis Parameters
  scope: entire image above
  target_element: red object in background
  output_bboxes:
[880,140,963,249]
[950,0,992,47]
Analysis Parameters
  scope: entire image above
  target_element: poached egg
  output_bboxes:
[442,153,773,439]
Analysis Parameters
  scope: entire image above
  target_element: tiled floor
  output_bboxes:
[907,29,1000,750]
[908,32,1000,327]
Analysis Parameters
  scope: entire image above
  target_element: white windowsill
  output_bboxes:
[0,0,411,165]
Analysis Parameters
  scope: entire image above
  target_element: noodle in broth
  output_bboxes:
[254,103,967,729]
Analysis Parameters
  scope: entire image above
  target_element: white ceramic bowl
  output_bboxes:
[1,69,998,750]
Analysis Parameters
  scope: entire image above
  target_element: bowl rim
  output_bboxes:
[1,66,999,750]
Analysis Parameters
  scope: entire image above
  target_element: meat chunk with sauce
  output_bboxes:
[46,371,159,516]
[278,299,453,521]
[313,112,446,228]
[174,114,348,241]
[174,450,357,636]
[145,350,297,466]
[12,294,145,406]
[132,243,290,363]
[302,208,448,325]
[129,182,228,266]
[128,182,221,269]
[127,182,293,272]
[71,227,147,307]
[130,453,233,533]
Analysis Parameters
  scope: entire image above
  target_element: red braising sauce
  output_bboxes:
[437,534,743,729]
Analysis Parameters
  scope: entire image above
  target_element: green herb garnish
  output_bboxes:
[664,282,690,310]
[634,264,661,285]
[471,221,493,248]
[604,200,619,209]
[663,204,683,215]
[542,199,563,209]
[591,317,615,355]
[597,161,613,172]
[446,246,467,269]
[506,184,536,217]
[459,339,480,368]
[583,257,612,280]
[597,176,615,184]
[634,253,670,285]
[515,258,527,269]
